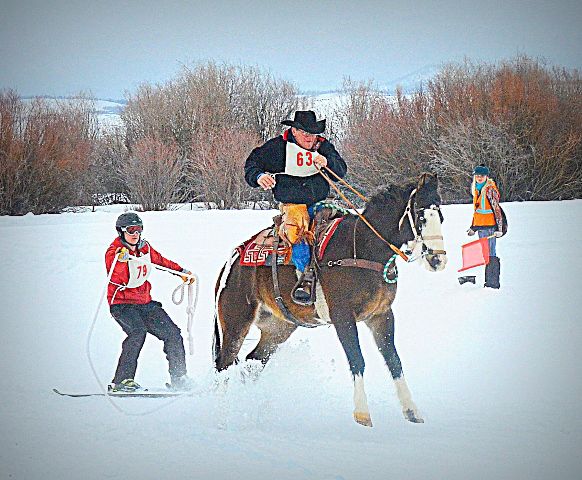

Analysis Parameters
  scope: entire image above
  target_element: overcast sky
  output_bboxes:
[1,0,581,99]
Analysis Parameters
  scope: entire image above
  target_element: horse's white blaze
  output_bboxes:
[420,207,447,271]
[353,373,370,416]
[394,376,422,417]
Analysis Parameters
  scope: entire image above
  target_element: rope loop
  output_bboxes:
[170,276,199,355]
[172,282,186,305]
[312,200,350,216]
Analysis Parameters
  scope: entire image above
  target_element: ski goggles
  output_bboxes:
[121,225,143,234]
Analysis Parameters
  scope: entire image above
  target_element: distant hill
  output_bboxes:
[380,64,440,93]
[300,64,440,102]
[21,96,125,130]
[19,70,438,134]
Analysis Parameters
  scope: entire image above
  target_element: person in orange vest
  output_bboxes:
[466,165,503,288]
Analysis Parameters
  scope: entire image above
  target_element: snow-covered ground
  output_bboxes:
[0,200,581,480]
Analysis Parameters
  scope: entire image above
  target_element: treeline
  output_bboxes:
[338,55,582,203]
[1,56,581,215]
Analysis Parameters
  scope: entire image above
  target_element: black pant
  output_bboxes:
[110,301,187,384]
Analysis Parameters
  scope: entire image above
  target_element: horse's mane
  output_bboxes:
[365,182,416,210]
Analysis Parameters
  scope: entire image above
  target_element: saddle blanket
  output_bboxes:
[237,217,344,267]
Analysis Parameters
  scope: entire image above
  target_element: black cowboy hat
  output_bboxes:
[281,110,326,134]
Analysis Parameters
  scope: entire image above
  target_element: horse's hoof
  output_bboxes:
[403,409,424,423]
[354,411,373,427]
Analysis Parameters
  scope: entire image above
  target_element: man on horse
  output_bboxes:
[244,110,347,305]
[466,164,504,288]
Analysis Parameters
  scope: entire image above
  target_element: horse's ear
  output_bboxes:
[418,172,438,190]
[417,172,428,189]
[428,172,438,186]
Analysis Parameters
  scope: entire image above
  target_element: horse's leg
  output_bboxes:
[332,310,373,427]
[215,286,259,372]
[365,309,424,423]
[246,307,297,365]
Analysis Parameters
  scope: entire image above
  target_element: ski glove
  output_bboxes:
[467,228,476,236]
[181,269,195,285]
[116,247,130,262]
[494,230,503,238]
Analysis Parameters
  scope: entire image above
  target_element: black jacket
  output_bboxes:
[244,129,347,205]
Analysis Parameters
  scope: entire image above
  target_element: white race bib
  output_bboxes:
[126,250,152,288]
[284,142,320,177]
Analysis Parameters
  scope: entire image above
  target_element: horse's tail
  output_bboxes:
[212,308,222,368]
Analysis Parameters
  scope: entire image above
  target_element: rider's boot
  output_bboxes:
[291,267,317,306]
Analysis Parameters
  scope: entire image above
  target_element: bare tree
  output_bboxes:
[186,127,261,209]
[119,61,302,207]
[430,119,531,202]
[122,61,300,150]
[87,130,129,207]
[120,136,187,211]
[0,91,99,214]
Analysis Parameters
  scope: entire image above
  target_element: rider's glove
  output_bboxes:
[115,247,129,262]
[180,269,195,285]
[466,228,476,236]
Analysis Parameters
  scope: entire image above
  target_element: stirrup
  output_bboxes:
[291,270,316,306]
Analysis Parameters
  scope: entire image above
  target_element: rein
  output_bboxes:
[317,165,409,262]
[320,164,369,203]
[317,166,446,270]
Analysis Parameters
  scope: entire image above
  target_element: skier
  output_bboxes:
[105,212,194,392]
[466,165,504,288]
[244,110,347,305]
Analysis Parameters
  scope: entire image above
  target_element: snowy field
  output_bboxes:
[0,200,581,480]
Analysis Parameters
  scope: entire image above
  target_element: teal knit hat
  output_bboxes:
[473,165,489,175]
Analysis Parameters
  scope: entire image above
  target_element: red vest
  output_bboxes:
[105,237,183,305]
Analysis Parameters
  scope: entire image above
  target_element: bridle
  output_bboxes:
[398,188,447,261]
[316,165,446,264]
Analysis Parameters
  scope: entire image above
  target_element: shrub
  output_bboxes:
[119,136,186,211]
[0,91,98,214]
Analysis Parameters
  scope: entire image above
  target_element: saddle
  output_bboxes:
[235,205,346,307]
[237,222,292,267]
[236,205,345,269]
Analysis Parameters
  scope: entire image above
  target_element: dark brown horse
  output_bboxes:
[213,173,447,427]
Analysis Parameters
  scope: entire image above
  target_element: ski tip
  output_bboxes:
[52,388,98,397]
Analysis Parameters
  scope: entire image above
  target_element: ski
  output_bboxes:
[52,388,184,398]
